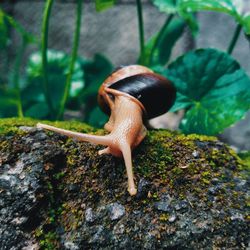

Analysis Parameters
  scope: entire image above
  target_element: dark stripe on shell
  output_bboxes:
[108,73,176,119]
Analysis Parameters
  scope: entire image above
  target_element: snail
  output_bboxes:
[37,65,176,196]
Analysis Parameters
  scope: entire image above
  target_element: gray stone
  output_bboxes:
[168,214,177,223]
[0,121,249,249]
[64,241,79,250]
[154,201,171,212]
[137,178,150,198]
[89,225,107,244]
[108,202,126,221]
[230,213,244,221]
[18,126,36,133]
[85,207,95,223]
[174,200,189,212]
[192,150,199,158]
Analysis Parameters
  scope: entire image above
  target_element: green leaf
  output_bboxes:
[152,0,177,14]
[25,102,49,119]
[82,54,112,123]
[165,48,250,135]
[179,0,239,15]
[0,88,18,117]
[170,92,192,112]
[153,0,250,35]
[23,50,84,118]
[242,14,250,34]
[152,0,198,34]
[3,12,37,44]
[95,0,116,12]
[88,106,108,128]
[79,54,112,125]
[81,54,112,95]
[145,18,186,66]
[142,35,157,66]
[179,0,250,35]
[178,11,199,35]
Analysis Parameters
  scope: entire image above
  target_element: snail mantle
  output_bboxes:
[0,118,249,250]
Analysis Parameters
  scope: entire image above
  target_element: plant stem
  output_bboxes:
[6,14,38,44]
[136,0,145,64]
[13,38,26,118]
[41,0,55,118]
[227,24,242,55]
[149,14,174,65]
[57,0,83,120]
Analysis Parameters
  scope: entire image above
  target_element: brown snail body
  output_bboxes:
[37,65,176,196]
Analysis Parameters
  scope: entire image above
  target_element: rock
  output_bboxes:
[192,150,199,158]
[136,178,151,199]
[0,118,249,249]
[174,200,189,212]
[168,214,177,223]
[85,208,95,223]
[108,202,126,221]
[89,225,110,245]
[64,241,79,250]
[154,201,171,212]
[18,126,36,133]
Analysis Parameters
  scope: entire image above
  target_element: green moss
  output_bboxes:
[135,129,216,181]
[0,117,95,135]
[0,117,37,134]
[159,213,169,222]
[185,133,217,141]
[39,231,59,250]
[238,151,250,170]
[35,226,59,250]
[1,117,247,245]
[0,140,10,150]
[53,171,66,180]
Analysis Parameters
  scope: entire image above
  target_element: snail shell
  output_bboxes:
[98,65,176,119]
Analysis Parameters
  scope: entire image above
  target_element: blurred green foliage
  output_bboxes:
[79,54,113,127]
[24,50,85,119]
[95,0,116,12]
[152,0,250,34]
[164,48,250,135]
[0,0,250,135]
[141,17,186,67]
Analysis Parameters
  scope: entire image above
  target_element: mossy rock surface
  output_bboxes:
[0,118,249,249]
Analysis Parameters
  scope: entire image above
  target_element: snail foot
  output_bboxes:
[128,187,137,196]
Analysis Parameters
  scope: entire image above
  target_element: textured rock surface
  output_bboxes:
[0,118,249,249]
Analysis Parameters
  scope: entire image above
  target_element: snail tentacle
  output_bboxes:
[104,88,115,110]
[120,141,137,196]
[98,147,111,155]
[37,123,112,146]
